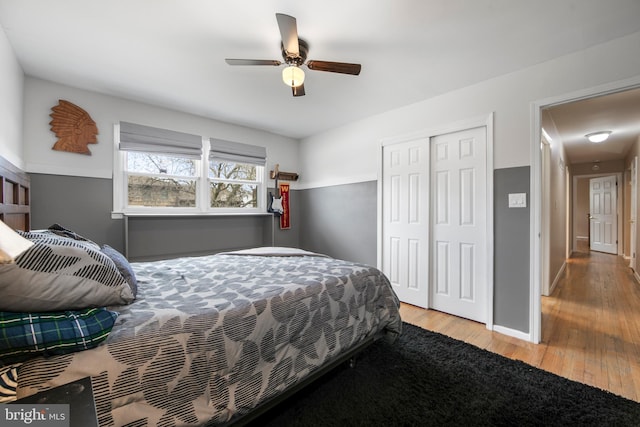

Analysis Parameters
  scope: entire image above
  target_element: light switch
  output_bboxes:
[508,193,527,208]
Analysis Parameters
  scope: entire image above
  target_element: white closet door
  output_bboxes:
[430,127,487,323]
[381,138,430,307]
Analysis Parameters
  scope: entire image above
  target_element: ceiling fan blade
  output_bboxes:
[225,59,281,66]
[276,13,299,56]
[292,84,305,97]
[307,60,361,75]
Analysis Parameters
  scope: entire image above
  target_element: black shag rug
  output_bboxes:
[249,322,640,427]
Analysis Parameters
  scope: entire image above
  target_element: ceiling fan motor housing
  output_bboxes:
[282,39,308,66]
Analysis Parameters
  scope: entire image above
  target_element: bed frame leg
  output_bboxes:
[348,357,357,368]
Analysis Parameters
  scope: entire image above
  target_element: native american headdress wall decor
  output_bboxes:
[49,99,98,155]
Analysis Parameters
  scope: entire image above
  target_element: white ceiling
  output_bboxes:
[544,88,640,165]
[1,0,640,163]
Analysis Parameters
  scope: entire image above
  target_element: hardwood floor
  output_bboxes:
[400,244,640,402]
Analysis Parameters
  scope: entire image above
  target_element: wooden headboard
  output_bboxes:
[0,156,30,231]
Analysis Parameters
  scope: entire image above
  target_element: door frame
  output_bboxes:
[540,134,551,296]
[378,113,494,330]
[530,76,640,344]
[630,157,638,269]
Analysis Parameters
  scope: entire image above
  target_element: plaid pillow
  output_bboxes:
[0,308,118,364]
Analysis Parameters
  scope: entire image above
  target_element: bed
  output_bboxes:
[0,158,401,426]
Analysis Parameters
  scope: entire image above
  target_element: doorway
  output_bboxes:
[532,79,640,343]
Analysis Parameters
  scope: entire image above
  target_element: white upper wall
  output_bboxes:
[0,24,24,168]
[298,31,640,189]
[8,26,640,188]
[22,77,299,181]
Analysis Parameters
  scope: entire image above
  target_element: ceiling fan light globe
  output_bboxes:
[282,66,305,87]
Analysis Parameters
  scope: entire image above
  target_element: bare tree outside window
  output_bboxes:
[209,161,259,208]
[127,152,197,207]
[128,177,197,207]
[125,153,261,209]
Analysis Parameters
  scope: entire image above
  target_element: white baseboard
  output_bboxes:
[492,324,532,342]
[549,261,566,295]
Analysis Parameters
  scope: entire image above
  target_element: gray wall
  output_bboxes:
[299,181,378,266]
[299,172,532,334]
[127,215,268,261]
[30,170,532,334]
[30,174,300,261]
[493,166,530,333]
[30,174,124,250]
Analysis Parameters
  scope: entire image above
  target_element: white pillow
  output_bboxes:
[0,234,134,311]
[0,221,33,264]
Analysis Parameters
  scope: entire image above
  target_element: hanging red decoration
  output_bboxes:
[279,183,290,229]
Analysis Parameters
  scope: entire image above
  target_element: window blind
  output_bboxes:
[119,122,203,159]
[209,138,267,166]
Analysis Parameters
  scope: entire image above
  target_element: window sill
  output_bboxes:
[111,211,273,219]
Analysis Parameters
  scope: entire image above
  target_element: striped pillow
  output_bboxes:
[0,235,134,311]
[0,308,118,365]
[0,364,19,403]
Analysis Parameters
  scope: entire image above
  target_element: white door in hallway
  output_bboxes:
[381,138,430,307]
[430,127,487,323]
[590,175,618,254]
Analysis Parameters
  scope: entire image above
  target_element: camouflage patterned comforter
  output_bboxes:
[16,250,402,426]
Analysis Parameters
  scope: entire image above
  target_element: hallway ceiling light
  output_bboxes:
[585,131,612,143]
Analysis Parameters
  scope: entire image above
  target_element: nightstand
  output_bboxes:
[12,377,98,427]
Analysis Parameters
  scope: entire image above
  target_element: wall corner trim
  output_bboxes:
[492,325,532,343]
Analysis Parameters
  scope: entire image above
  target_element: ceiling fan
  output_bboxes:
[225,13,361,97]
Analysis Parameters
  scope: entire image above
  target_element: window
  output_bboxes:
[127,152,198,208]
[113,123,267,215]
[208,138,266,211]
[209,160,259,208]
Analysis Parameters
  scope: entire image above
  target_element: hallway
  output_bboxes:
[400,244,640,402]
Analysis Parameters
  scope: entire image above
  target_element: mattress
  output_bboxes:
[15,250,402,426]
